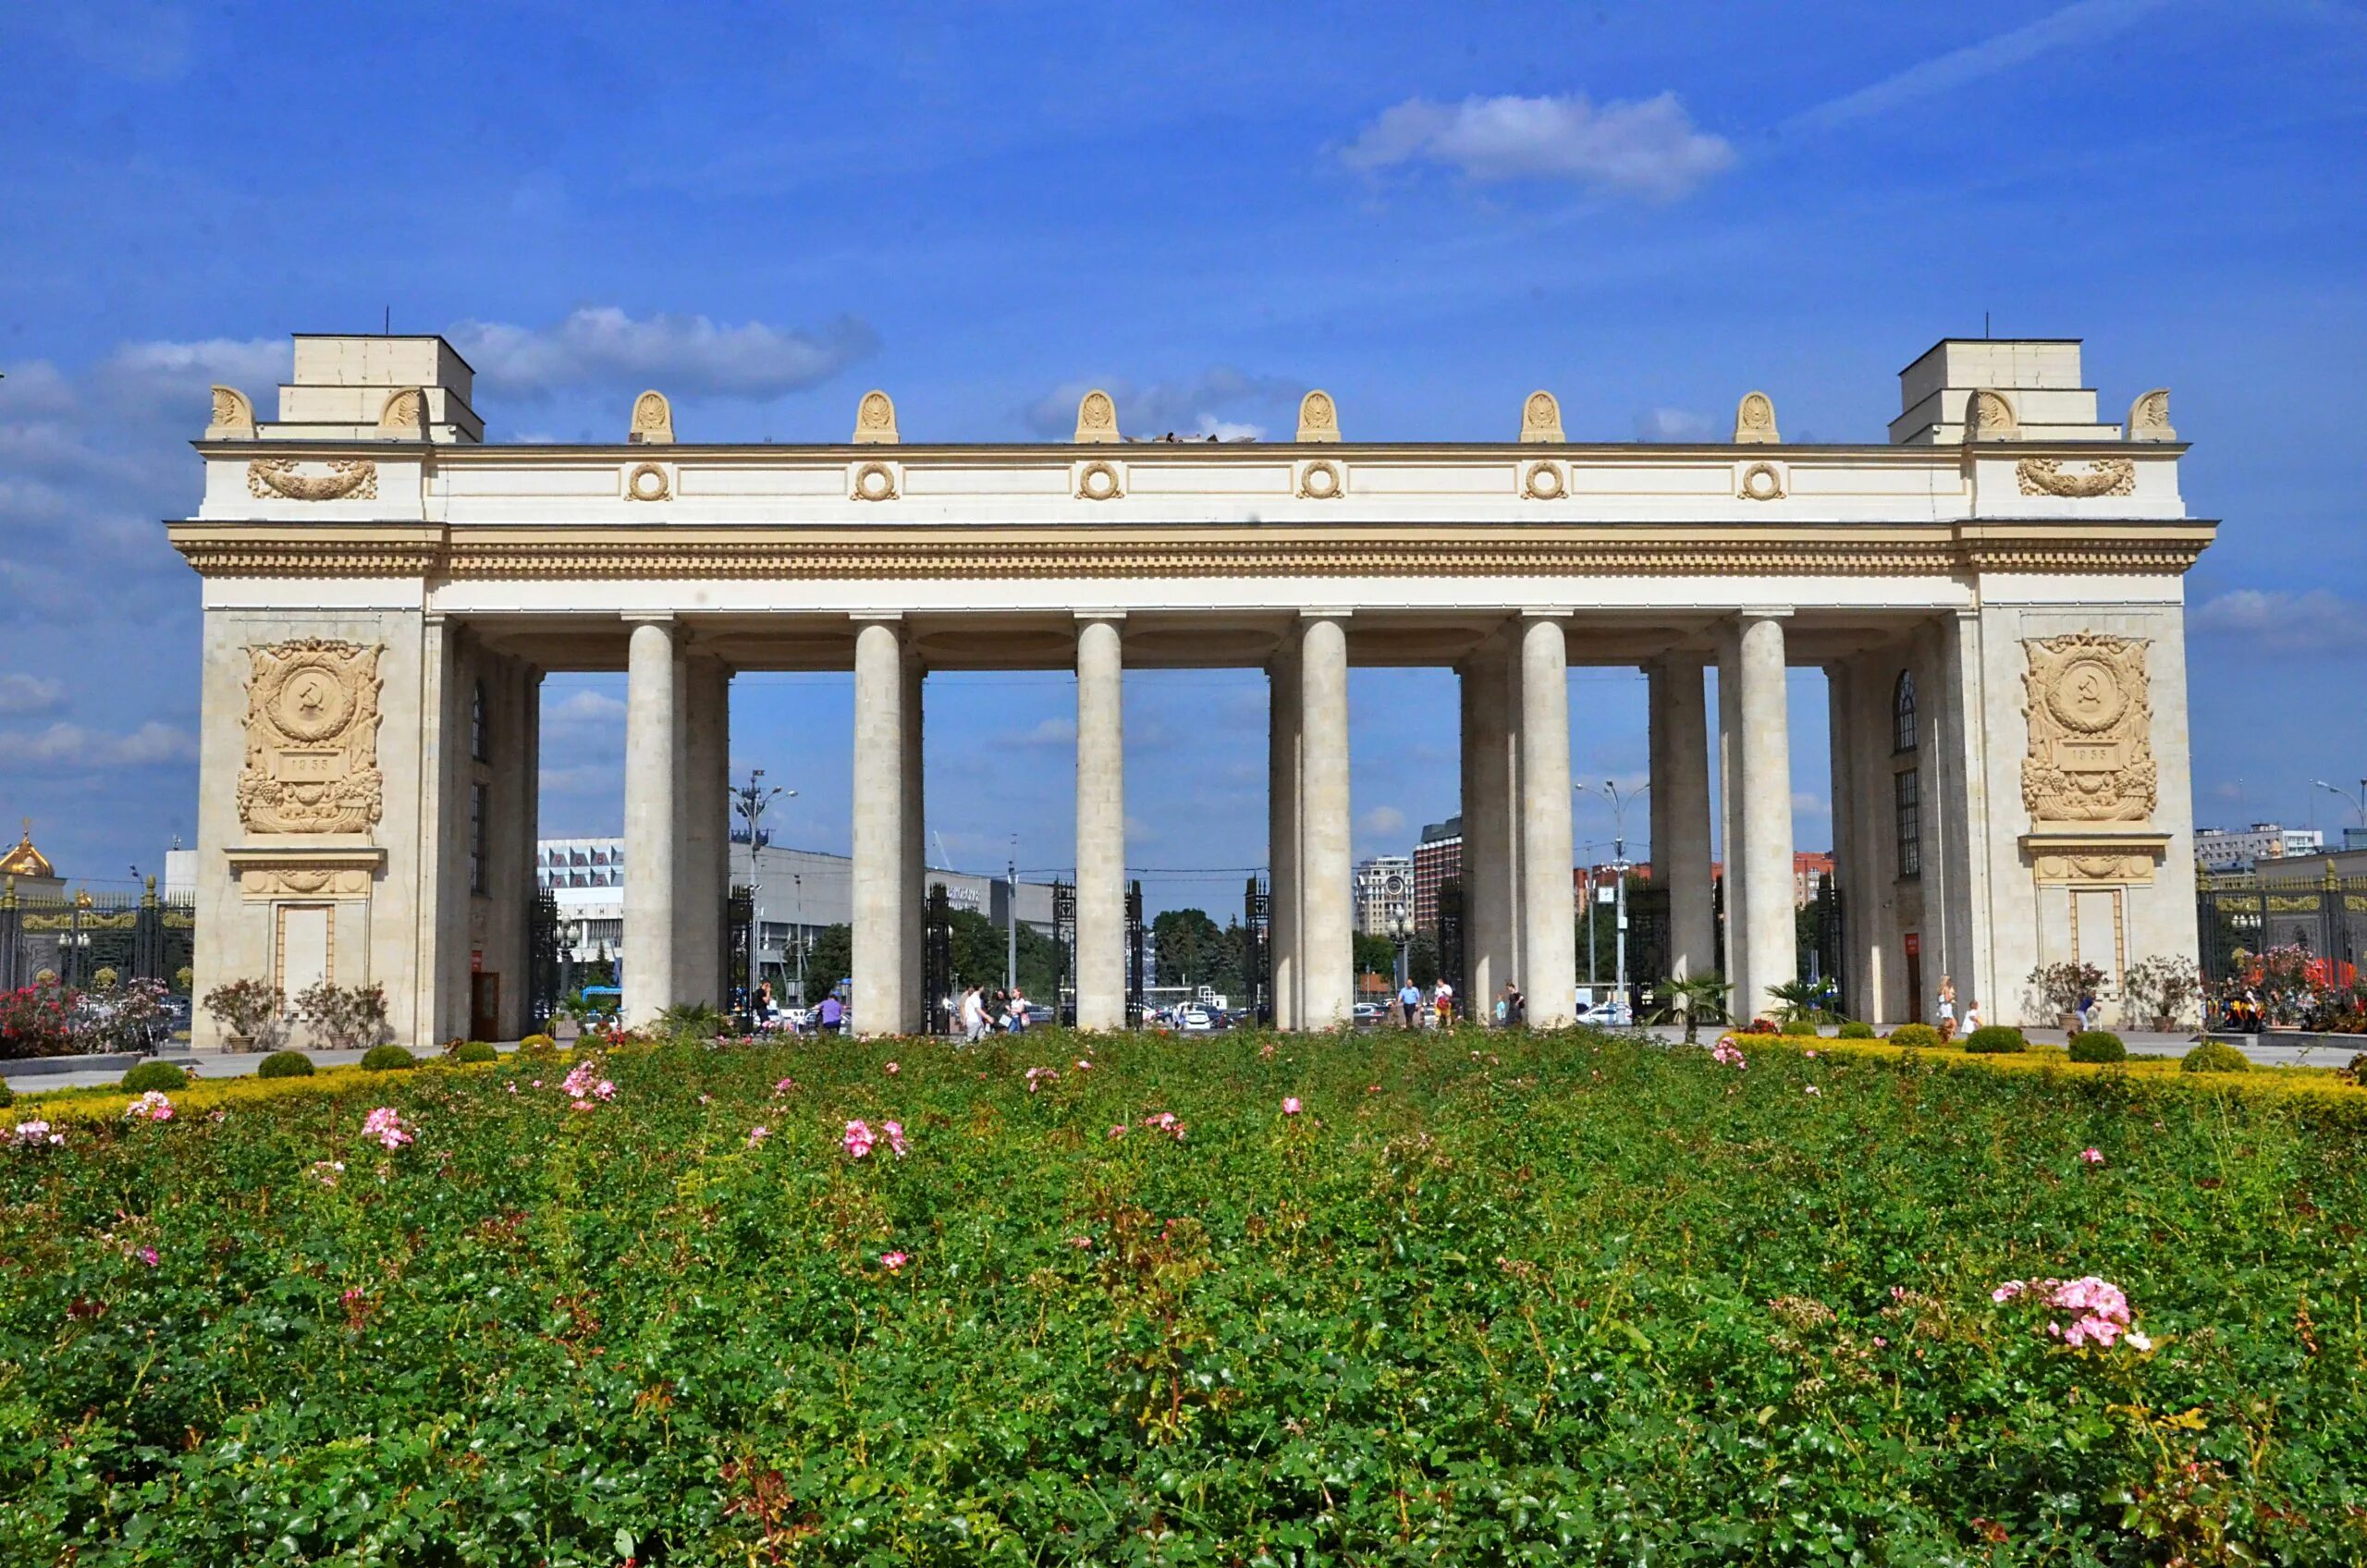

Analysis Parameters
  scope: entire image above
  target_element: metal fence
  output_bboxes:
[0,881,194,993]
[2198,867,2367,991]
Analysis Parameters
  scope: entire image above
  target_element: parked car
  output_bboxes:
[1351,1001,1385,1026]
[1178,1007,1214,1033]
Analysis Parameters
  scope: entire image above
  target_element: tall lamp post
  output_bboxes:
[731,770,794,1001]
[1576,779,1650,1022]
[2312,778,2367,848]
[1390,905,1412,991]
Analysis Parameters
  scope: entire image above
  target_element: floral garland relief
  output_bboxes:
[247,459,378,502]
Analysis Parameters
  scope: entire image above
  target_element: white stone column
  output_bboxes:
[1737,611,1797,1022]
[1715,630,1748,1011]
[902,655,926,1032]
[1461,634,1515,1008]
[1267,640,1301,1028]
[1075,617,1128,1030]
[1933,611,1993,1017]
[1824,662,1864,1020]
[1659,655,1716,980]
[622,617,680,1028]
[850,619,907,1036]
[1517,615,1576,1026]
[1297,615,1354,1027]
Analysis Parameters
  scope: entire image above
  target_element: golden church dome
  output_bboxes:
[0,820,55,881]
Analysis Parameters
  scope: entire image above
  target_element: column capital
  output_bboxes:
[621,612,677,626]
[848,611,904,625]
[1297,607,1353,621]
[1073,611,1128,624]
[1735,606,1795,623]
[1517,606,1575,620]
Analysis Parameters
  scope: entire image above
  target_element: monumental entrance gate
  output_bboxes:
[173,334,2213,1047]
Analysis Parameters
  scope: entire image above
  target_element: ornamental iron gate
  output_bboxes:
[1244,876,1270,1023]
[1435,877,1466,1007]
[726,884,754,1022]
[923,882,954,1035]
[2198,867,2365,1005]
[1051,879,1075,1024]
[0,881,193,994]
[526,887,560,1032]
[1125,879,1146,1026]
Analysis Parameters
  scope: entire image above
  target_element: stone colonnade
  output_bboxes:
[599,609,1814,1036]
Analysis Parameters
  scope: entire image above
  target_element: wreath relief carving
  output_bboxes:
[2020,633,2155,824]
[237,640,386,835]
[247,459,378,502]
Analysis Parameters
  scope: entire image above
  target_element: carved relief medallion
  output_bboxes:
[377,388,426,434]
[1296,390,1340,443]
[2020,633,2155,824]
[1734,391,1779,444]
[1519,390,1564,443]
[238,640,385,835]
[630,390,675,444]
[1074,389,1120,443]
[1075,459,1124,500]
[853,389,900,444]
[1967,389,2018,441]
[247,459,378,501]
[2016,457,2136,497]
[2126,388,2175,442]
[208,385,256,437]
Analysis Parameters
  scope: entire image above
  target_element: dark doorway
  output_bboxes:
[471,972,501,1041]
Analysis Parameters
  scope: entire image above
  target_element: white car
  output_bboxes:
[1178,1007,1214,1032]
[1576,997,1634,1027]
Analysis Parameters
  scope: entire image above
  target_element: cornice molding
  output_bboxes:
[166,519,2216,581]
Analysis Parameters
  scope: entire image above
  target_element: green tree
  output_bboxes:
[1352,932,1396,987]
[1406,934,1441,989]
[1152,908,1226,989]
[800,925,852,1006]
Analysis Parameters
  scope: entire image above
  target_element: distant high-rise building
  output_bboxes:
[2195,824,2323,872]
[1353,854,1415,936]
[1413,815,1462,932]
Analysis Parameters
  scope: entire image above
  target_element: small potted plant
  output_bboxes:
[2027,962,2105,1033]
[2122,954,2201,1033]
[202,978,285,1050]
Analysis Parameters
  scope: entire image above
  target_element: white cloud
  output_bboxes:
[0,674,67,715]
[1024,368,1299,439]
[1361,805,1408,838]
[448,306,878,401]
[546,689,628,725]
[1785,0,2172,135]
[95,337,290,414]
[1634,407,1714,441]
[1016,717,1077,748]
[0,721,195,770]
[2191,589,2367,652]
[1342,92,1735,200]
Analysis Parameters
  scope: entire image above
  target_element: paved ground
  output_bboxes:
[7,1027,2349,1097]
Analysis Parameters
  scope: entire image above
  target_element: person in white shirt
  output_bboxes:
[960,986,988,1044]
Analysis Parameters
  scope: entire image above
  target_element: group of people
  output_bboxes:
[1931,974,1990,1038]
[1372,977,1530,1028]
[954,985,1030,1042]
[750,981,844,1035]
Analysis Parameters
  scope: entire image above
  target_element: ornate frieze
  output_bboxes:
[2017,456,2136,498]
[2020,633,2155,824]
[237,640,385,835]
[247,458,378,501]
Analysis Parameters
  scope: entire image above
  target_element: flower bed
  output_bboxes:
[1,1028,2361,1562]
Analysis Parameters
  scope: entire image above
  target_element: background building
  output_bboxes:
[1412,816,1461,933]
[1792,851,1835,907]
[1353,855,1414,936]
[2194,823,2324,871]
[536,836,1060,997]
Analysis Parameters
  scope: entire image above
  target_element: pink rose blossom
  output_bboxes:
[1282,1096,1302,1116]
[885,1061,901,1075]
[746,1125,769,1148]
[843,1119,876,1159]
[1711,1039,1747,1070]
[1107,1124,1128,1140]
[1068,1234,1092,1249]
[775,1077,798,1095]
[698,1093,712,1105]
[362,1107,413,1151]
[1804,1084,1821,1096]
[1990,1274,2141,1350]
[10,1120,61,1148]
[880,1250,910,1273]
[1075,1059,1093,1072]
[595,1080,616,1101]
[136,1246,159,1268]
[882,1120,910,1158]
[2079,1147,2105,1167]
[124,1091,175,1122]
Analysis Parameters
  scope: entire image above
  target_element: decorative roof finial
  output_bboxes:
[1074,389,1120,444]
[1734,391,1779,444]
[1296,389,1340,443]
[853,389,899,445]
[630,390,675,445]
[1520,390,1564,443]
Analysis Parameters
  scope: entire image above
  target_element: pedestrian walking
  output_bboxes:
[1398,979,1423,1029]
[1432,979,1453,1028]
[1936,975,1956,1042]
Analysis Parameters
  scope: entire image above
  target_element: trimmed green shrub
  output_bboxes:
[359,1044,418,1072]
[1887,1023,1944,1049]
[256,1050,316,1079]
[0,1078,13,1108]
[1965,1026,2029,1055]
[1780,1017,1819,1036]
[2068,1030,2128,1063]
[518,1033,557,1053]
[2183,1039,2252,1073]
[454,1040,498,1064]
[1836,1021,1876,1039]
[119,1060,189,1092]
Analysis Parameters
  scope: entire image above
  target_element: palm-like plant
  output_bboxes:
[1766,979,1829,1025]
[1651,973,1733,1043]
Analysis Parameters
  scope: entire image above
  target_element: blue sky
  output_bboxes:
[1,0,2361,911]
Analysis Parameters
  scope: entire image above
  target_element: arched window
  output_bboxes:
[1892,671,1918,753]
[471,681,488,761]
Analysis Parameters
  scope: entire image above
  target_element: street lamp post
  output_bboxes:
[1390,906,1412,991]
[1577,779,1650,1022]
[2312,778,2367,848]
[732,769,794,1007]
